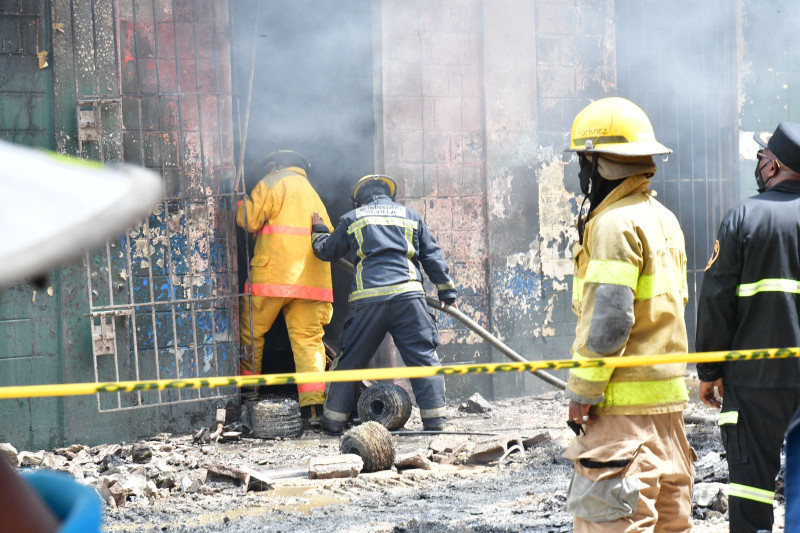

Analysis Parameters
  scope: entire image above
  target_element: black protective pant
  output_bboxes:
[323,296,446,426]
[721,385,800,532]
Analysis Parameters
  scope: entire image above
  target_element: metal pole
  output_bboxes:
[333,259,567,391]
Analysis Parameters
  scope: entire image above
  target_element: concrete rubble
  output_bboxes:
[1,394,764,531]
[460,392,493,414]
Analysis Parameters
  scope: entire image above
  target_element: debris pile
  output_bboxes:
[0,394,757,532]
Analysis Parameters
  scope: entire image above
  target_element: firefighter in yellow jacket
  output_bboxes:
[236,150,333,421]
[562,98,695,531]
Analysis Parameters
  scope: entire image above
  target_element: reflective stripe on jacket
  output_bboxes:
[696,180,800,387]
[236,167,333,302]
[311,194,456,304]
[568,175,689,415]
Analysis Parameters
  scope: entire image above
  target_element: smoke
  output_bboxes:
[231,0,375,220]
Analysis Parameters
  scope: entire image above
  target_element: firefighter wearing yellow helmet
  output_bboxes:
[236,150,333,425]
[310,173,457,435]
[562,98,695,531]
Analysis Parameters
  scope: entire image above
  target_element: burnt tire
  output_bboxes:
[250,398,303,439]
[340,421,395,472]
[356,383,412,430]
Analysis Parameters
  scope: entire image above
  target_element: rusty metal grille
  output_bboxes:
[72,0,242,411]
[86,194,240,411]
[615,0,739,346]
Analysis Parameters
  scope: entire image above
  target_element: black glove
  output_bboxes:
[440,297,456,308]
[311,223,330,235]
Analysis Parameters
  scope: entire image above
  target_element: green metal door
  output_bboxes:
[0,0,64,450]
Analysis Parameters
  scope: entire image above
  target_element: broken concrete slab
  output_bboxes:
[430,452,458,465]
[240,466,273,492]
[206,462,247,484]
[428,438,468,455]
[694,482,728,513]
[521,432,551,449]
[467,434,524,464]
[460,393,493,413]
[0,442,19,466]
[131,444,152,463]
[99,477,129,508]
[19,450,45,467]
[309,454,364,479]
[394,450,434,471]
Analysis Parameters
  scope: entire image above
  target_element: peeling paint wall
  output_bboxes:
[0,0,238,449]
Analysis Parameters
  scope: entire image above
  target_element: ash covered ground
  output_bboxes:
[6,382,786,532]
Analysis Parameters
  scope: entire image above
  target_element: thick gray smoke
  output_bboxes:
[231,0,375,220]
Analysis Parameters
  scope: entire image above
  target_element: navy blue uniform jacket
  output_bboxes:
[311,194,457,304]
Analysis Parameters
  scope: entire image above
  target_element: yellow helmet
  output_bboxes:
[566,97,671,156]
[352,174,397,204]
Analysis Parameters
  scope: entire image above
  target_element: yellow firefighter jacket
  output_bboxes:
[236,167,333,302]
[568,175,689,415]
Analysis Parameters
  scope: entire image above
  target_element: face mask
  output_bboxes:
[755,151,768,193]
[578,154,594,195]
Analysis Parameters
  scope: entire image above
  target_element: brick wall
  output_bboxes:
[378,0,617,398]
[379,0,489,389]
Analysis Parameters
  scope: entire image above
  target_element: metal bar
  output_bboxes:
[333,259,567,391]
[164,200,184,401]
[189,1,209,399]
[142,215,165,404]
[85,251,103,413]
[85,291,251,313]
[123,231,143,407]
[94,394,229,413]
[203,196,222,397]
[104,241,122,409]
[125,231,142,406]
[233,1,261,193]
[183,201,204,398]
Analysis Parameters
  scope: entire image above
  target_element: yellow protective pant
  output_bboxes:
[239,295,332,407]
[564,412,696,533]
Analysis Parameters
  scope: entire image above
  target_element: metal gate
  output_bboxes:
[69,0,241,411]
[615,0,739,345]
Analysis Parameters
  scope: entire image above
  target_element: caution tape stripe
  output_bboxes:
[0,346,798,400]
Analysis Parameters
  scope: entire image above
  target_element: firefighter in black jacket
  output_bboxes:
[310,174,457,435]
[697,121,800,532]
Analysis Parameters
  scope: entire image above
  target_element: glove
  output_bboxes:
[440,297,456,308]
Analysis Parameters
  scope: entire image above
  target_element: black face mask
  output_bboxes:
[578,154,594,195]
[755,150,768,193]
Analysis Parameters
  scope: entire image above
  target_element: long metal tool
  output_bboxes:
[333,259,567,391]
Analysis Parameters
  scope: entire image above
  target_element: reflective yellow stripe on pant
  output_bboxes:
[239,295,332,407]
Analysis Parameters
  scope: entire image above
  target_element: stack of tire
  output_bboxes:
[249,398,303,439]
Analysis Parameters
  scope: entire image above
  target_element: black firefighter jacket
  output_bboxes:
[696,180,800,387]
[311,194,457,304]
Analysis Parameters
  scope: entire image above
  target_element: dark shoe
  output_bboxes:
[320,415,345,436]
[422,417,447,431]
[300,405,322,428]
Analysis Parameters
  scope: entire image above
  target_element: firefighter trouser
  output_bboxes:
[564,412,695,533]
[323,296,446,426]
[720,385,800,532]
[239,295,332,407]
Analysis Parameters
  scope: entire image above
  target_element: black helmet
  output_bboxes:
[261,150,311,174]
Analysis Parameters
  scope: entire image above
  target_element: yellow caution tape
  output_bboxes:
[0,346,798,400]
